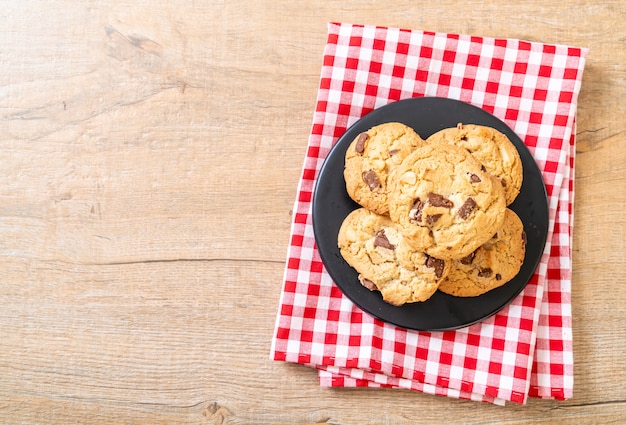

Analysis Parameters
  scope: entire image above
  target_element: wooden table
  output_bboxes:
[1,1,624,423]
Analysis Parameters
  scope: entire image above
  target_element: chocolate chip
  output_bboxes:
[459,251,476,265]
[478,268,493,278]
[362,170,381,191]
[359,276,377,291]
[355,132,369,153]
[458,197,477,219]
[481,165,487,172]
[496,273,502,280]
[469,173,482,183]
[427,192,453,208]
[425,255,445,278]
[388,149,400,156]
[374,229,394,250]
[521,231,527,245]
[426,214,442,225]
[409,198,424,222]
[501,178,507,187]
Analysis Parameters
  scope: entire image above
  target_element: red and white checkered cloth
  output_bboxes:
[270,23,587,405]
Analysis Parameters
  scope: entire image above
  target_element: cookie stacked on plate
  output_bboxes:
[338,122,527,306]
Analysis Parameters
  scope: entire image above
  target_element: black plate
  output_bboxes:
[312,97,549,331]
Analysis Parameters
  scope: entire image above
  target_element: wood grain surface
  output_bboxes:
[1,1,625,424]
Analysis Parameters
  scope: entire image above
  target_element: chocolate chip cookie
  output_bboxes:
[438,209,526,297]
[426,123,523,205]
[337,208,449,305]
[344,122,424,215]
[387,143,507,260]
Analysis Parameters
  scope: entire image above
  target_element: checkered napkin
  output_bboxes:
[270,23,587,404]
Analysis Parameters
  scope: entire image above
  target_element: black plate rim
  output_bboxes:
[312,96,549,332]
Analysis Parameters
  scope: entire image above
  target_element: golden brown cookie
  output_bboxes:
[426,123,523,205]
[438,209,526,297]
[344,122,424,215]
[387,143,507,260]
[337,208,449,306]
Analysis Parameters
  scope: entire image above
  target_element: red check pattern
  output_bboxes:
[270,23,587,404]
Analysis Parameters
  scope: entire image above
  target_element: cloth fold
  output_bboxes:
[271,23,587,404]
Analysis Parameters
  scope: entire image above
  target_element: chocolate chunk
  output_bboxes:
[478,268,493,278]
[469,173,482,183]
[481,165,487,172]
[425,255,445,278]
[521,231,527,245]
[496,273,502,281]
[500,178,507,187]
[355,132,369,153]
[374,229,394,250]
[458,197,477,219]
[388,149,401,156]
[426,214,442,225]
[359,276,377,291]
[362,170,381,191]
[427,192,454,208]
[409,198,424,222]
[459,251,476,265]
